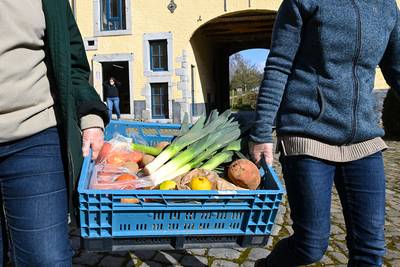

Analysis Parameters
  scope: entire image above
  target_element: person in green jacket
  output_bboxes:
[0,1,108,265]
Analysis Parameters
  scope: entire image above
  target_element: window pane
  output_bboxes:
[110,0,119,17]
[151,83,168,118]
[153,85,158,94]
[160,41,167,57]
[150,41,168,71]
[154,105,161,116]
[163,104,169,118]
[160,55,167,70]
[100,0,126,31]
[154,96,161,106]
[121,0,126,29]
[151,56,156,69]
[162,84,169,118]
[151,45,159,57]
[101,0,108,30]
[151,105,157,116]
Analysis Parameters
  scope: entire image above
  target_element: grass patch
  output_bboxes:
[233,248,252,265]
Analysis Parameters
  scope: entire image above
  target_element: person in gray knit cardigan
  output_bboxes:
[250,0,399,266]
[0,1,108,265]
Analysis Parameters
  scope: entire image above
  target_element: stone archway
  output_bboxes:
[190,10,277,112]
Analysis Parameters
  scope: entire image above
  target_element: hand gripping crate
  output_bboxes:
[78,120,284,251]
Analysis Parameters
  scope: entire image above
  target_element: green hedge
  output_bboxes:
[382,89,400,140]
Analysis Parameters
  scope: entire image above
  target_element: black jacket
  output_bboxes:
[103,81,121,98]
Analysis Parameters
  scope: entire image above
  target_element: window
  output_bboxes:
[150,40,168,71]
[84,38,98,51]
[151,83,169,118]
[100,0,126,31]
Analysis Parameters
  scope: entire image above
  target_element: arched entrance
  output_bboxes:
[190,10,277,112]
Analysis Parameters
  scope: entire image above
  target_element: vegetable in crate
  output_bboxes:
[131,143,162,156]
[122,162,140,173]
[159,180,177,190]
[155,141,170,150]
[190,177,212,190]
[144,110,243,185]
[97,137,143,166]
[106,151,142,166]
[141,154,155,167]
[115,173,137,182]
[90,165,152,190]
[96,142,112,163]
[228,159,261,190]
[175,169,246,190]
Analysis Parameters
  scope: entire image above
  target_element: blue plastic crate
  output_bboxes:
[78,120,284,251]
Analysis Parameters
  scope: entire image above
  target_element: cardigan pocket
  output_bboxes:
[313,86,326,123]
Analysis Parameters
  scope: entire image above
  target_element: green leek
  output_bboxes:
[160,137,242,182]
[144,110,231,175]
[148,130,226,184]
[200,151,234,171]
[178,113,190,137]
[131,143,162,156]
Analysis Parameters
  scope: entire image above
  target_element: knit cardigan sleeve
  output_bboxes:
[249,0,314,143]
[379,5,400,98]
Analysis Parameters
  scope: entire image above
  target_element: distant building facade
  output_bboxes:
[69,0,392,122]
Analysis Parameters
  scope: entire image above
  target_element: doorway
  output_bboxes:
[101,61,130,114]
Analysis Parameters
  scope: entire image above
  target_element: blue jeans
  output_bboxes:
[106,97,121,120]
[266,152,386,266]
[0,127,72,266]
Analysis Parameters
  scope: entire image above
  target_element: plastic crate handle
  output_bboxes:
[259,156,281,191]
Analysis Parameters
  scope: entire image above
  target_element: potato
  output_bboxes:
[228,159,261,190]
[141,154,155,166]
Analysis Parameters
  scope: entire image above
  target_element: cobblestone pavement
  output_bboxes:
[70,139,400,267]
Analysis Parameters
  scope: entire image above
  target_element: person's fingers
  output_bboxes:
[252,151,262,166]
[82,128,104,159]
[82,137,91,157]
[264,151,274,166]
[91,139,104,160]
[249,142,274,167]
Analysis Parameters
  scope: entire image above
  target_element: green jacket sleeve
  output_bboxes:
[66,5,109,125]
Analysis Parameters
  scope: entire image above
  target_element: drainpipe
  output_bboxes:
[191,65,196,122]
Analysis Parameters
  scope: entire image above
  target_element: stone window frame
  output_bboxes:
[143,32,174,78]
[84,37,98,51]
[150,82,170,119]
[143,32,174,122]
[93,0,132,37]
[143,76,173,123]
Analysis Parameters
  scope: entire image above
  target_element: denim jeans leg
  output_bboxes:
[334,152,386,267]
[114,97,121,119]
[0,127,72,267]
[266,156,335,266]
[106,98,114,120]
